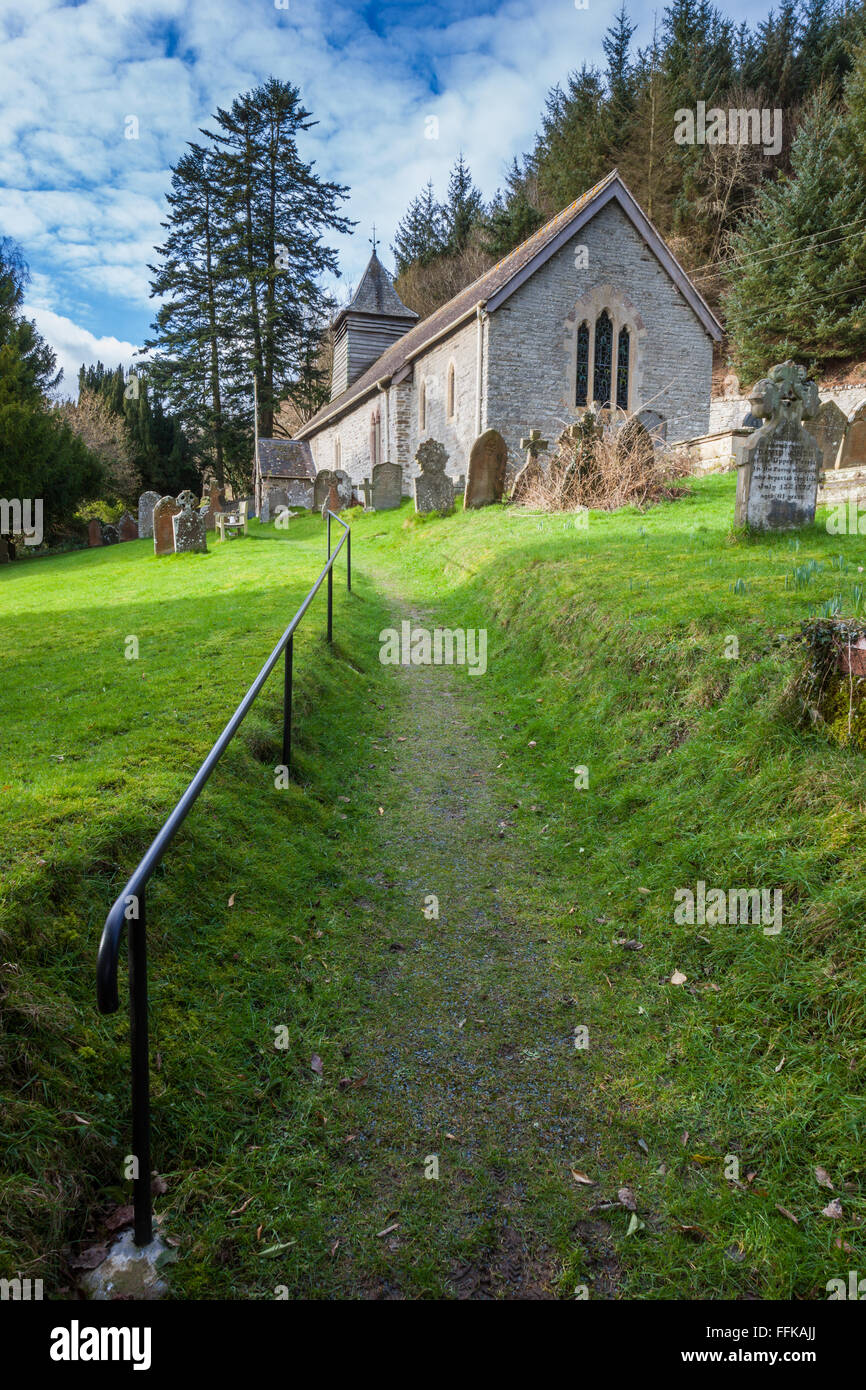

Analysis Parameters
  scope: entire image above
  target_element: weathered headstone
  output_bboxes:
[413,439,454,514]
[118,512,138,542]
[87,518,104,547]
[173,489,208,554]
[153,496,181,556]
[510,429,550,501]
[102,524,119,545]
[805,400,847,471]
[313,470,336,513]
[837,402,866,471]
[636,409,667,442]
[734,361,821,530]
[371,461,403,510]
[201,484,228,532]
[321,482,341,519]
[722,371,741,400]
[137,491,160,539]
[464,429,507,509]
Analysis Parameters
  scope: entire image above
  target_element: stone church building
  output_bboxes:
[294,171,722,489]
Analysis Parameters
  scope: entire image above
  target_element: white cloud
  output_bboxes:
[24,303,140,397]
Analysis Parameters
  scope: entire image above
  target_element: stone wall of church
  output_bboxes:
[485,198,713,463]
[307,316,481,491]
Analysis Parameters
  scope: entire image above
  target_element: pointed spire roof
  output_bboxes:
[334,251,418,327]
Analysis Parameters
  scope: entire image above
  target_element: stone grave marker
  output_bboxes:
[371,461,402,510]
[173,489,208,553]
[118,512,138,542]
[102,524,119,545]
[837,402,866,471]
[805,400,847,471]
[464,429,507,509]
[734,360,822,529]
[153,496,181,556]
[413,439,454,514]
[201,484,227,532]
[510,429,550,501]
[138,491,160,539]
[313,469,336,513]
[87,518,104,547]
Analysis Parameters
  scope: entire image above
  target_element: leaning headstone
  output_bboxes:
[137,491,160,539]
[371,461,403,510]
[118,512,138,542]
[837,401,866,471]
[805,400,847,471]
[510,429,550,501]
[153,495,181,556]
[87,518,104,547]
[464,429,507,509]
[734,360,821,530]
[413,439,454,514]
[173,489,208,553]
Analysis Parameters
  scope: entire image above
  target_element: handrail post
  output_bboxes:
[129,890,153,1246]
[347,528,351,593]
[282,634,293,771]
[327,511,331,561]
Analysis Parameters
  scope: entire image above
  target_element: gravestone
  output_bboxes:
[260,491,271,524]
[88,518,103,547]
[313,470,336,512]
[173,489,208,553]
[321,482,341,519]
[102,524,119,545]
[360,477,372,509]
[734,361,821,530]
[636,409,667,442]
[201,484,227,532]
[510,429,550,501]
[805,400,847,471]
[153,495,181,556]
[371,461,403,510]
[464,429,507,509]
[118,512,138,542]
[837,402,866,471]
[413,439,454,514]
[137,491,160,539]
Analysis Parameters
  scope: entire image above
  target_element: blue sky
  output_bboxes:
[0,0,757,392]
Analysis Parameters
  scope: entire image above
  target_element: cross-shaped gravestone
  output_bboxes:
[519,429,550,466]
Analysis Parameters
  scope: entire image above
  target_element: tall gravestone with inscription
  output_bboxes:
[173,489,208,553]
[371,461,403,510]
[138,491,160,539]
[413,440,454,514]
[734,362,821,530]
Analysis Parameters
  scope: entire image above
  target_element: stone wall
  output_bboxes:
[485,198,714,463]
[710,383,866,435]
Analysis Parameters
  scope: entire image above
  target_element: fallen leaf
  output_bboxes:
[70,1113,91,1126]
[69,1243,109,1271]
[625,1213,645,1236]
[637,1138,650,1155]
[774,1055,786,1073]
[834,1237,854,1253]
[815,1166,834,1190]
[376,1223,399,1238]
[228,892,236,908]
[329,1239,341,1257]
[229,1196,254,1217]
[445,1132,457,1141]
[614,937,644,951]
[310,1054,323,1075]
[670,970,687,986]
[775,1204,799,1224]
[103,1205,134,1233]
[571,1170,596,1185]
[618,1186,638,1211]
[822,1198,844,1219]
[638,887,650,895]
[377,807,384,816]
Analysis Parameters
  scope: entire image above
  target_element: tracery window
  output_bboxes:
[575,323,590,407]
[593,310,613,406]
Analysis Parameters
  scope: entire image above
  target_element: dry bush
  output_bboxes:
[55,389,140,503]
[515,412,691,512]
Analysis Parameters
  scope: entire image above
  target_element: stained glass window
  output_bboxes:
[575,322,590,406]
[616,327,630,410]
[593,311,613,406]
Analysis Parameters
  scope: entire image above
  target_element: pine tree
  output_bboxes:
[722,91,866,377]
[443,154,485,253]
[392,181,447,273]
[481,159,544,258]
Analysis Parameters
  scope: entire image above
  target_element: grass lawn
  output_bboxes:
[2,473,865,1298]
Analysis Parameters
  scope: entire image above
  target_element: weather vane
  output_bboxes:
[369,224,379,254]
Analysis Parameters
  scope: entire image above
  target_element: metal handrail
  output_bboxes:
[96,510,351,1245]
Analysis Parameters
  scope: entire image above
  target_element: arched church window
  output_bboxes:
[370,409,381,465]
[575,322,590,406]
[593,310,613,406]
[447,363,456,419]
[419,380,427,431]
[616,327,630,410]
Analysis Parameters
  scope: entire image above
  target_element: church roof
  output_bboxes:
[256,438,316,479]
[297,171,723,440]
[333,251,418,328]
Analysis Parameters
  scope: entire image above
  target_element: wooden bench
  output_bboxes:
[215,500,248,541]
